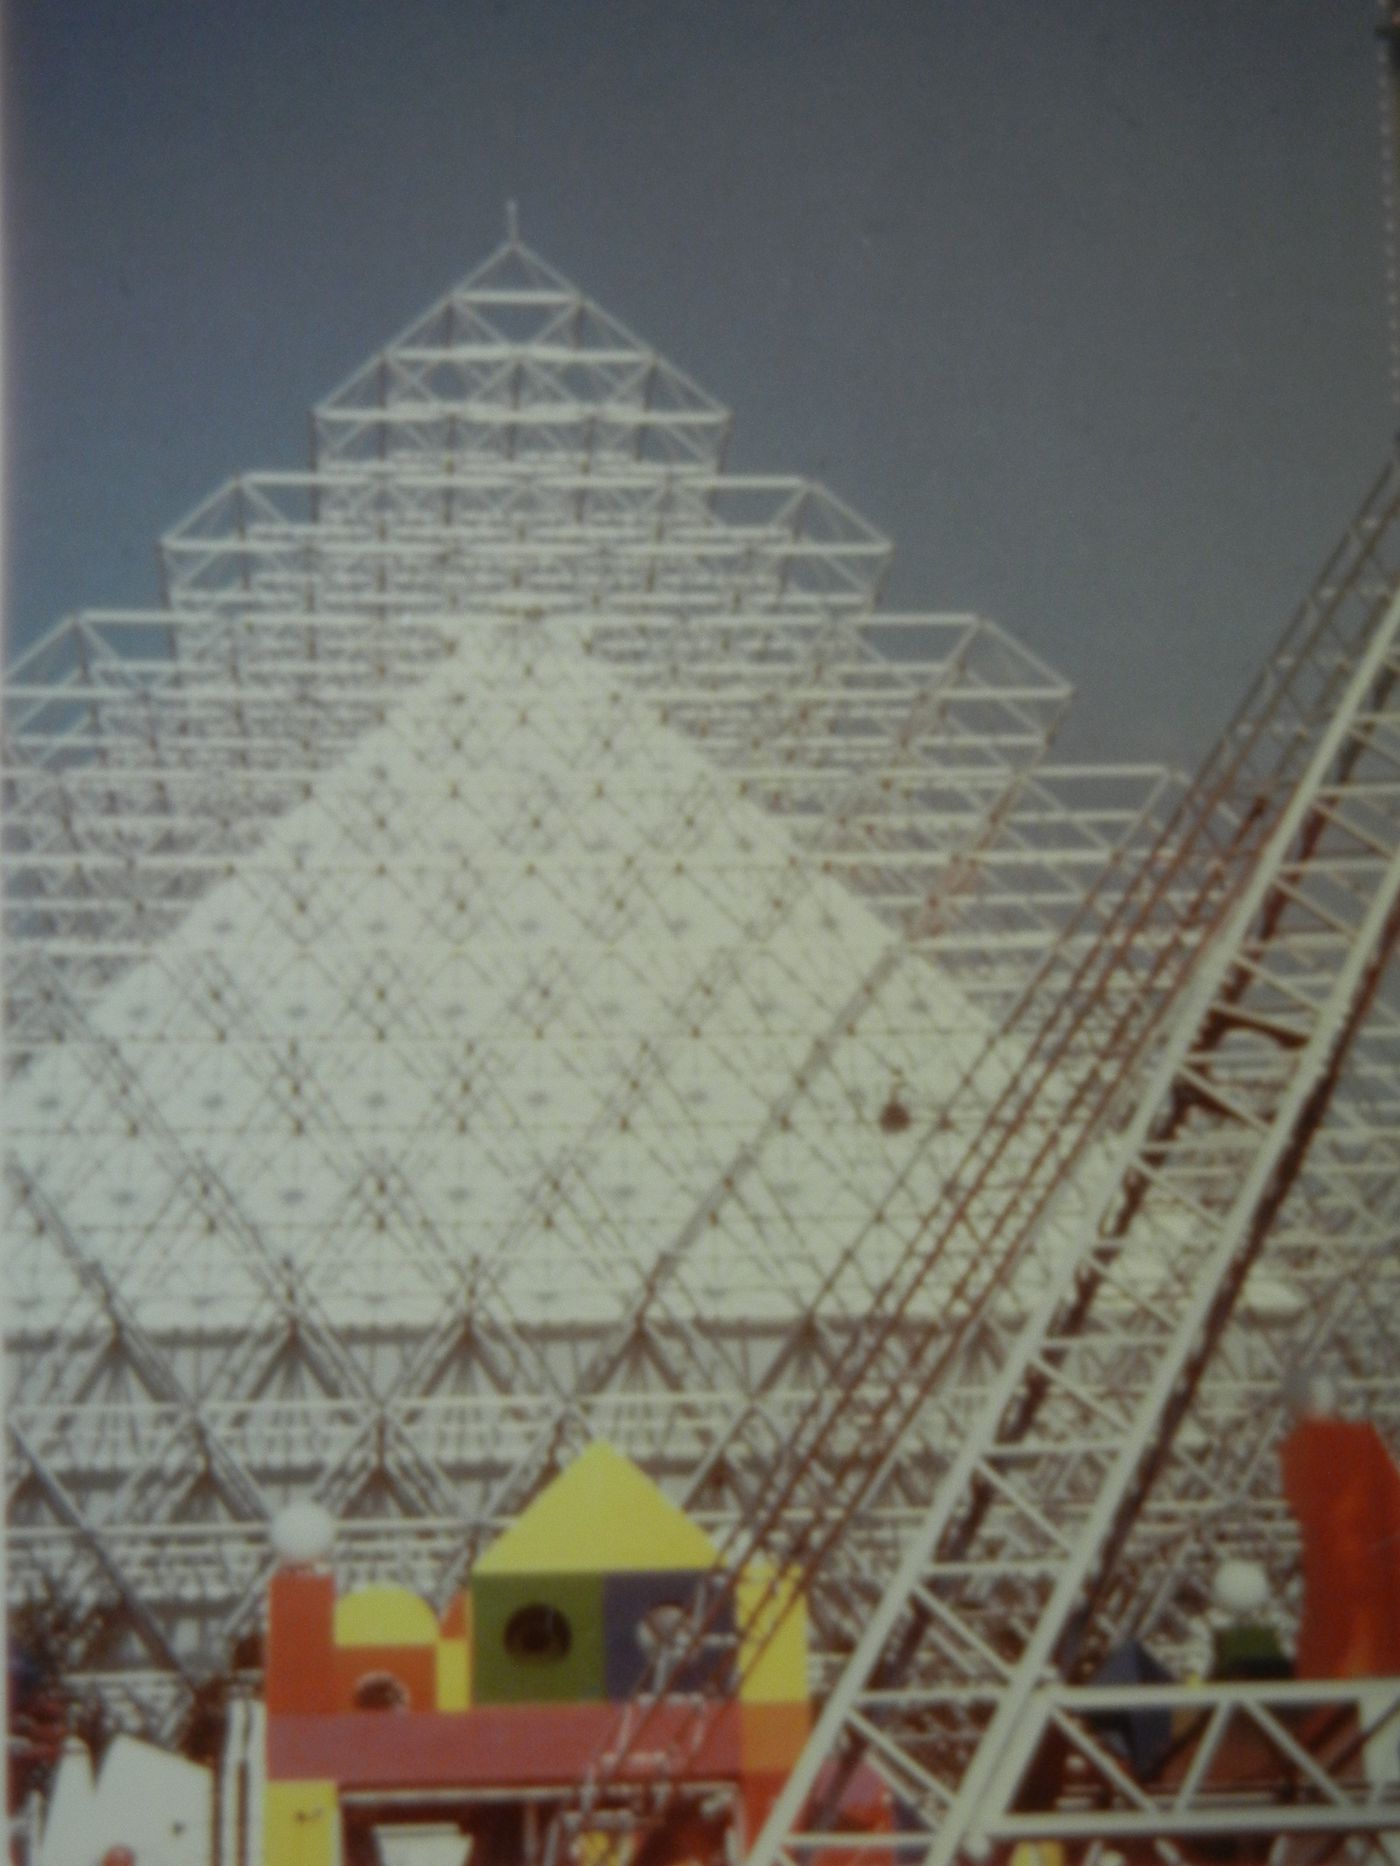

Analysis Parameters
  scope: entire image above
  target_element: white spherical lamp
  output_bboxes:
[269,1501,336,1566]
[1211,1558,1269,1617]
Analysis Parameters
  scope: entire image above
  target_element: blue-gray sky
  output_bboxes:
[4,0,1391,766]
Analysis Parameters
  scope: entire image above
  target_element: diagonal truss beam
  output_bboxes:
[745,552,1400,1866]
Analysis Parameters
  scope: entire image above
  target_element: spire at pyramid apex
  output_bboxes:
[311,230,731,467]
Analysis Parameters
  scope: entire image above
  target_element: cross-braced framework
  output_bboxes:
[730,455,1400,1866]
[8,235,1400,1866]
[3,236,1171,1742]
[495,460,1400,1866]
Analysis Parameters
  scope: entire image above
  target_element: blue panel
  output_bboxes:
[601,1569,735,1700]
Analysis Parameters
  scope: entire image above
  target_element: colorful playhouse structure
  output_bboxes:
[20,1424,1400,1861]
[262,1442,886,1865]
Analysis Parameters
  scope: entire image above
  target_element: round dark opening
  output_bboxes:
[353,1670,409,1711]
[504,1602,572,1663]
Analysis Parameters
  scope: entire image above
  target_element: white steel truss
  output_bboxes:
[506,461,1400,1866]
[731,461,1400,1864]
[11,232,1397,1866]
[988,1678,1400,1852]
[3,235,1170,1742]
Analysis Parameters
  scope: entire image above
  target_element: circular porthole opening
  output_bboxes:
[504,1602,573,1663]
[353,1671,409,1711]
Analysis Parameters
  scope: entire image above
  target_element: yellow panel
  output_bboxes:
[436,1636,471,1710]
[1009,1849,1065,1866]
[736,1564,808,1704]
[574,1830,636,1866]
[265,1779,340,1866]
[474,1441,720,1576]
[333,1584,438,1647]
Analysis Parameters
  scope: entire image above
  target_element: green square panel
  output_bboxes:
[472,1571,606,1704]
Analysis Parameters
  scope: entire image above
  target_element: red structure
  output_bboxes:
[1282,1416,1400,1680]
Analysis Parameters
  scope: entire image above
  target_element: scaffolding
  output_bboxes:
[8,235,1399,1865]
[4,237,1165,1743]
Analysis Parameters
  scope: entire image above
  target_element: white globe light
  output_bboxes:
[1212,1558,1269,1616]
[270,1501,336,1566]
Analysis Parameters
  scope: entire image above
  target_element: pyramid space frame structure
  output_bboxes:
[5,233,1211,1747]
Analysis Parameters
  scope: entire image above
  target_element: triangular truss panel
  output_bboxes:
[4,235,1176,1738]
[313,240,732,472]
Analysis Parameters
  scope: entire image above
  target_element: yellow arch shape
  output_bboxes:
[334,1584,439,1648]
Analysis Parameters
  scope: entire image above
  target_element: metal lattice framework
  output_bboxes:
[514,463,1400,1866]
[3,236,1172,1742]
[8,236,1400,1866]
[731,458,1400,1865]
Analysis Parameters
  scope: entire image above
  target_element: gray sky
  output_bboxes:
[5,0,1391,766]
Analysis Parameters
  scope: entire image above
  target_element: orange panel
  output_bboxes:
[266,1571,336,1714]
[739,1774,787,1850]
[439,1592,471,1640]
[740,1700,810,1773]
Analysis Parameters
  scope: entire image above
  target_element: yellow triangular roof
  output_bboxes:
[474,1442,720,1575]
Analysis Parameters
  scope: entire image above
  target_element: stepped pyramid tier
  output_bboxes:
[2,230,1171,1737]
[312,239,733,472]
